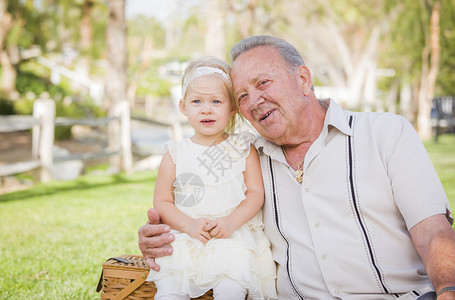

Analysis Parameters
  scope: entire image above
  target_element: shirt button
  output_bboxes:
[314,222,320,227]
[305,187,310,192]
[335,290,341,295]
[321,254,327,259]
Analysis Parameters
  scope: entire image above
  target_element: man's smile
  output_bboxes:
[259,109,275,122]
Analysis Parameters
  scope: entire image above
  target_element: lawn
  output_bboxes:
[0,135,454,299]
[0,171,157,299]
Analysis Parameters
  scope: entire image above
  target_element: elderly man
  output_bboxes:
[139,35,455,299]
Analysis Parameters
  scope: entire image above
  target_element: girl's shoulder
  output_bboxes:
[164,138,189,164]
[218,132,254,158]
[226,131,256,148]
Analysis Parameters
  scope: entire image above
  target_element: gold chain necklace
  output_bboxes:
[281,145,304,183]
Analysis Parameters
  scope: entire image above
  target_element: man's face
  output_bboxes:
[231,46,310,145]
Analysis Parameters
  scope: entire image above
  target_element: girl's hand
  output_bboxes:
[206,216,236,239]
[186,218,213,243]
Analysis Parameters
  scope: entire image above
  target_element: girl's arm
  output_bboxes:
[207,145,264,238]
[154,151,212,243]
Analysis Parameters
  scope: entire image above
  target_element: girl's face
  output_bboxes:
[179,74,235,145]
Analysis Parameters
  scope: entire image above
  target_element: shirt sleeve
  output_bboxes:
[164,140,178,164]
[386,116,453,229]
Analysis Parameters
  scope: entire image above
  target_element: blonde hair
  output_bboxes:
[181,56,239,133]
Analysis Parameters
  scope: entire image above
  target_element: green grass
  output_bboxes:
[0,134,454,299]
[0,171,156,299]
[425,135,455,208]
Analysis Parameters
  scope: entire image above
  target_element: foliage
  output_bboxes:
[380,1,424,83]
[15,70,72,99]
[127,15,165,49]
[381,0,455,96]
[136,71,174,98]
[9,59,106,139]
[0,98,15,115]
[437,0,455,96]
[36,0,106,54]
[7,0,49,49]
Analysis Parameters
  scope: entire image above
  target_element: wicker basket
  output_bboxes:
[97,255,213,299]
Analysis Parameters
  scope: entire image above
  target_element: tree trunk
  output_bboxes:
[385,79,400,114]
[400,83,414,121]
[76,0,94,78]
[205,0,226,59]
[126,38,154,107]
[0,0,14,98]
[0,50,16,98]
[347,26,380,110]
[417,0,441,140]
[229,0,256,39]
[0,0,11,49]
[106,0,127,171]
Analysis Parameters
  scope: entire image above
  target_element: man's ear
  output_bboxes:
[298,65,313,96]
[179,99,187,116]
[231,106,238,116]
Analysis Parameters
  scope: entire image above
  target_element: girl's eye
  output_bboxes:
[213,100,221,104]
[192,100,200,104]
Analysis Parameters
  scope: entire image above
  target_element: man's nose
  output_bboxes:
[247,90,266,111]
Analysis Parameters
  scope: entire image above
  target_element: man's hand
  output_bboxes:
[138,208,175,271]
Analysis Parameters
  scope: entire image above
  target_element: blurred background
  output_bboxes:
[0,0,454,185]
[1,2,454,298]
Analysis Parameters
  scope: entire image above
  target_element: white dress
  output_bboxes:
[147,132,277,299]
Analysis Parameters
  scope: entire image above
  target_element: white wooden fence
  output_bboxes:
[0,98,132,182]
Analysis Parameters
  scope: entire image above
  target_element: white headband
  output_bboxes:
[182,66,230,96]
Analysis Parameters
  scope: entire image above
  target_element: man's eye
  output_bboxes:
[259,80,269,86]
[238,94,247,103]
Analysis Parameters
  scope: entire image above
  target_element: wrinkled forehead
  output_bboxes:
[231,49,278,93]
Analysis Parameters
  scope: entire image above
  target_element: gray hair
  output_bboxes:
[229,35,306,72]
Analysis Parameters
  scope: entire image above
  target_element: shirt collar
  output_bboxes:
[322,98,352,137]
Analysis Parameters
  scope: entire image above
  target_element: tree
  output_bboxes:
[205,0,226,59]
[437,0,455,96]
[0,0,13,98]
[282,0,400,111]
[383,0,451,139]
[106,0,128,171]
[76,0,95,77]
[417,0,441,140]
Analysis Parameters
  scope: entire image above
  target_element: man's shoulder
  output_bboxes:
[347,110,407,127]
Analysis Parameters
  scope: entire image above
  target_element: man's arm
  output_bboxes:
[410,214,455,299]
[138,208,174,271]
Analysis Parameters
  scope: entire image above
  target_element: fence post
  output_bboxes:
[115,101,132,172]
[32,95,55,182]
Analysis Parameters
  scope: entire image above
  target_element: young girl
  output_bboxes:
[146,56,277,300]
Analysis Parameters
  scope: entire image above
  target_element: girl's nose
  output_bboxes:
[201,103,213,114]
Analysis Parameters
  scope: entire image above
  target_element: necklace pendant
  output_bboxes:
[295,170,303,183]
